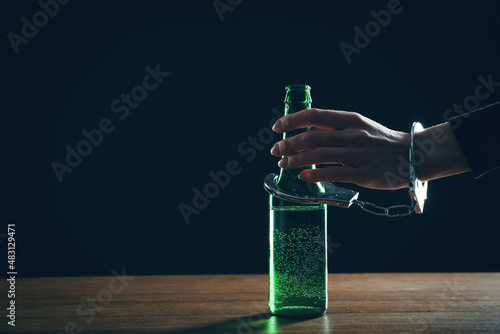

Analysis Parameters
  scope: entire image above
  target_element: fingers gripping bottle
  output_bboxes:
[269,84,328,317]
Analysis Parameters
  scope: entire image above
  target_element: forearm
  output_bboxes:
[414,122,471,182]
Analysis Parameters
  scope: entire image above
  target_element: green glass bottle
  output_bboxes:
[269,84,328,317]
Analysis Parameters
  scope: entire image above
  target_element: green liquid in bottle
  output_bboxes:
[268,84,328,318]
[269,203,327,317]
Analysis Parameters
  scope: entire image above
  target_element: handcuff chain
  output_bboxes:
[353,199,415,218]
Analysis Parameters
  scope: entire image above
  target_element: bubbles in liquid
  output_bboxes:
[272,225,326,299]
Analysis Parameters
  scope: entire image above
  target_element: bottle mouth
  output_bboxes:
[286,84,311,91]
[285,84,312,103]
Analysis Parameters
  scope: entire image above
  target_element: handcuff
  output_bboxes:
[263,122,427,217]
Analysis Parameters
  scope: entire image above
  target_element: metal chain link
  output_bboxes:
[353,200,415,218]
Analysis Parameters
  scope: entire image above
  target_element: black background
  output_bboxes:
[3,0,500,278]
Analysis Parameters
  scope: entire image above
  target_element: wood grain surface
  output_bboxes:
[1,273,500,333]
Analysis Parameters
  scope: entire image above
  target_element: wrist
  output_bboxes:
[414,122,471,182]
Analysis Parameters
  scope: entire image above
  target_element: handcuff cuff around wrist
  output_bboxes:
[263,122,428,217]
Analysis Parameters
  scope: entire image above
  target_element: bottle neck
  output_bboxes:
[275,85,324,196]
[279,101,313,178]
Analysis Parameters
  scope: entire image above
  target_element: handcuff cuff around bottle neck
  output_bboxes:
[263,122,428,218]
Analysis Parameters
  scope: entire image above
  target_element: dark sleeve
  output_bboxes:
[448,101,500,178]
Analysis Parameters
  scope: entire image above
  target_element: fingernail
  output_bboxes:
[272,119,283,132]
[299,171,308,181]
[278,156,288,168]
[270,143,279,156]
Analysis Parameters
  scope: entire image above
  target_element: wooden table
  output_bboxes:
[2,273,500,333]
